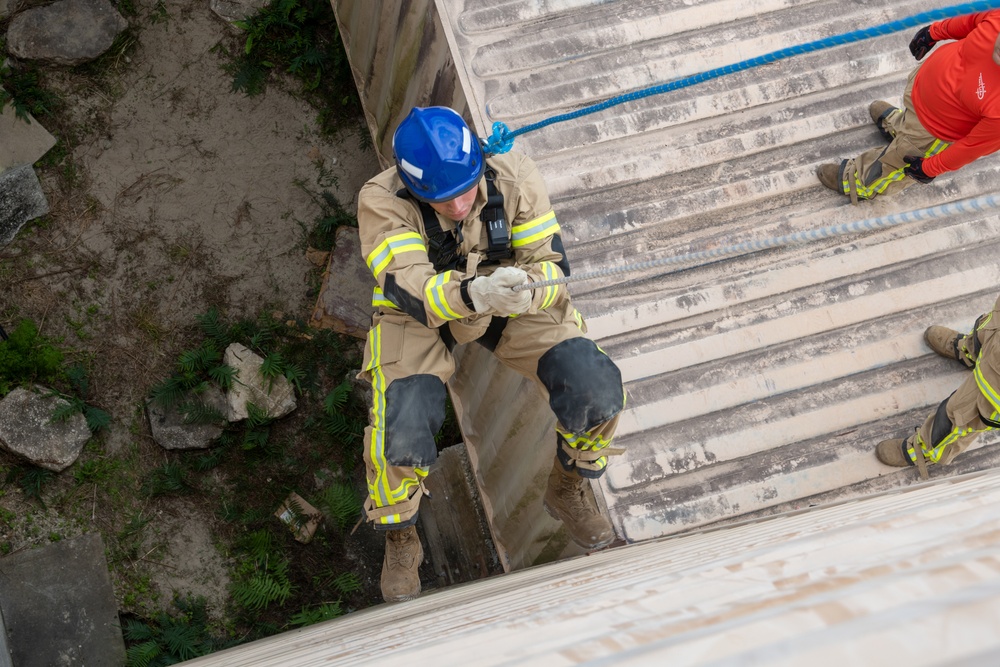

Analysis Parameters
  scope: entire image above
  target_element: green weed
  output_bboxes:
[0,61,61,122]
[223,0,361,135]
[122,595,234,666]
[0,320,65,397]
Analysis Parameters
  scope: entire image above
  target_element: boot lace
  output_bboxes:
[559,473,598,516]
[386,530,417,569]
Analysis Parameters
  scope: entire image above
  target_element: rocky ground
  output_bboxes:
[0,0,385,639]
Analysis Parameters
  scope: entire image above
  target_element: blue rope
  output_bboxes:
[513,194,1000,291]
[484,1,1000,155]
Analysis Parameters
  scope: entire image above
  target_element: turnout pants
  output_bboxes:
[359,299,625,530]
[841,65,950,201]
[908,294,1000,466]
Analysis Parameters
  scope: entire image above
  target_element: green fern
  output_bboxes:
[160,623,203,661]
[6,465,55,506]
[288,601,343,627]
[195,307,232,349]
[148,374,190,407]
[84,405,111,432]
[179,399,225,426]
[49,396,84,422]
[323,381,350,414]
[178,344,220,374]
[208,364,236,390]
[233,559,294,611]
[125,640,160,667]
[282,363,305,392]
[142,463,190,497]
[317,482,360,531]
[331,571,361,595]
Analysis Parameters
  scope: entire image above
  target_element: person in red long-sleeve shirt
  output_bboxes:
[818,10,1000,202]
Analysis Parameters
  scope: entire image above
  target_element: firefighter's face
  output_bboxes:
[430,184,478,221]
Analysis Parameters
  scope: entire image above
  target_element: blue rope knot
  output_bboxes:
[483,121,515,155]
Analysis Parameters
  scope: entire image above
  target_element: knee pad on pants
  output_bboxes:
[385,374,446,467]
[537,337,624,433]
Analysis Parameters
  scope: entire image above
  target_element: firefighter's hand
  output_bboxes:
[909,26,936,61]
[469,266,531,315]
[904,156,934,184]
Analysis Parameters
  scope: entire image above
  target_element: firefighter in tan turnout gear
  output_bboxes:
[357,106,626,602]
[818,10,1000,202]
[877,293,1000,478]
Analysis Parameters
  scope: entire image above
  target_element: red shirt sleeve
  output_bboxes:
[923,118,1000,177]
[929,11,992,41]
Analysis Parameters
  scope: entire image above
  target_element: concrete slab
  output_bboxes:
[0,94,57,171]
[0,164,49,247]
[0,605,11,667]
[0,533,125,667]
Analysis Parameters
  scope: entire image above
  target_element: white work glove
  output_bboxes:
[469,266,531,315]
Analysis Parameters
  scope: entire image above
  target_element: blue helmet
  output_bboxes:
[393,107,485,203]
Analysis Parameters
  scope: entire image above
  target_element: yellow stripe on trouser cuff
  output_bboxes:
[366,232,425,279]
[512,211,559,247]
[975,362,1000,415]
[365,324,427,524]
[843,139,950,199]
[425,271,462,321]
[558,428,613,470]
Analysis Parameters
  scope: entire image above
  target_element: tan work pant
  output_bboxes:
[908,293,1000,466]
[841,65,950,201]
[359,298,624,529]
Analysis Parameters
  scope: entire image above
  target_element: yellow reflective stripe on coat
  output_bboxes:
[371,286,397,309]
[366,232,425,279]
[425,271,463,321]
[511,211,559,247]
[539,261,560,310]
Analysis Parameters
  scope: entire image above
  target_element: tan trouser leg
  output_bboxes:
[494,299,625,476]
[359,311,454,528]
[912,294,1000,465]
[843,66,948,201]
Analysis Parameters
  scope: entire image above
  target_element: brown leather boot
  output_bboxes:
[816,163,844,194]
[924,326,971,367]
[543,460,615,550]
[380,525,423,603]
[875,438,912,467]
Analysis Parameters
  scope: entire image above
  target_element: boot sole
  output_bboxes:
[543,500,615,550]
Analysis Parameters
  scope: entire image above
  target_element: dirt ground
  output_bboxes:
[1,0,382,626]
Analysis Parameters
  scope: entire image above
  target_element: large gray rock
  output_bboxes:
[210,0,268,27]
[146,385,227,450]
[0,165,48,247]
[223,342,297,421]
[0,386,90,472]
[0,88,57,171]
[6,0,128,66]
[309,226,375,339]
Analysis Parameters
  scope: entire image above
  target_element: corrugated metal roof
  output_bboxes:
[183,467,1000,666]
[437,0,1000,544]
